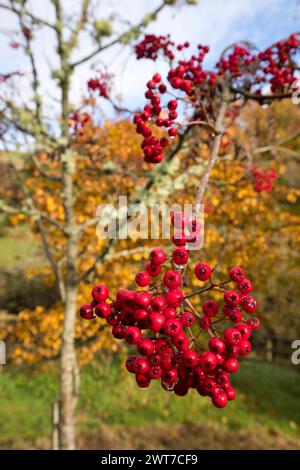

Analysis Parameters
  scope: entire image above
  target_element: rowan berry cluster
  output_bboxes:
[133,73,178,163]
[87,70,112,98]
[135,34,175,61]
[252,165,278,193]
[80,212,259,408]
[68,112,91,133]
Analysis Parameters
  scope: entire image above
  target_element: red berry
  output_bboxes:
[135,373,151,388]
[226,386,236,400]
[79,304,94,320]
[150,248,166,265]
[199,316,211,329]
[237,278,253,294]
[209,337,226,354]
[151,295,167,312]
[202,299,218,317]
[241,295,257,314]
[180,312,195,327]
[182,349,198,367]
[95,301,111,318]
[91,284,109,302]
[162,368,178,385]
[238,339,252,356]
[135,271,151,287]
[125,326,142,345]
[236,323,251,339]
[247,316,260,330]
[224,290,240,306]
[135,357,150,374]
[145,261,161,277]
[168,99,178,110]
[126,355,137,373]
[163,270,182,289]
[153,73,161,83]
[165,289,184,307]
[164,307,177,319]
[164,318,182,337]
[229,266,245,282]
[135,291,151,308]
[172,247,189,265]
[138,338,155,356]
[212,391,227,408]
[223,357,239,373]
[224,327,242,345]
[195,262,212,281]
[199,351,217,372]
[148,365,162,379]
[148,312,165,332]
[112,324,126,339]
[172,332,189,350]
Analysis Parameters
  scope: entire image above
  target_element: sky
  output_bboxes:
[0,0,299,122]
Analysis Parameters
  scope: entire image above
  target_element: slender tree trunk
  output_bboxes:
[59,159,79,449]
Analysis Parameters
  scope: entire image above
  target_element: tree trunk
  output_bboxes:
[59,284,78,449]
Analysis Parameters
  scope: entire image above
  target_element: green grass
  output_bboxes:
[0,359,299,449]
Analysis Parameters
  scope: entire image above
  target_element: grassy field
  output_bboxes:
[0,358,299,450]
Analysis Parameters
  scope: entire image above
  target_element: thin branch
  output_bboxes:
[0,2,56,30]
[70,1,168,68]
[195,98,228,205]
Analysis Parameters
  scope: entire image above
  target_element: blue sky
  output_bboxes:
[0,0,299,118]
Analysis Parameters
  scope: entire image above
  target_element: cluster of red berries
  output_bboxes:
[133,73,178,163]
[80,212,259,408]
[252,165,278,193]
[217,34,299,95]
[68,112,91,133]
[87,70,112,99]
[135,34,175,61]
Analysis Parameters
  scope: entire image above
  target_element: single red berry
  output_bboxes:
[247,316,260,330]
[125,326,142,345]
[223,357,239,373]
[162,368,178,385]
[145,261,161,277]
[151,295,167,312]
[79,304,94,320]
[237,278,253,294]
[172,247,189,265]
[135,271,151,287]
[163,270,182,289]
[209,337,226,354]
[168,99,178,110]
[125,355,137,373]
[148,365,162,379]
[202,299,218,317]
[199,316,211,329]
[180,312,195,327]
[135,373,151,388]
[198,351,217,372]
[215,370,229,386]
[224,327,242,345]
[135,291,151,309]
[241,295,257,314]
[153,73,161,83]
[135,357,150,375]
[133,308,148,322]
[236,323,251,339]
[164,318,182,337]
[168,127,177,138]
[148,312,165,332]
[224,290,240,306]
[212,391,228,408]
[182,349,198,368]
[194,262,212,281]
[91,284,109,302]
[95,301,111,318]
[228,309,243,324]
[163,307,177,319]
[138,338,155,356]
[238,339,252,356]
[106,311,119,326]
[172,231,187,247]
[228,266,245,282]
[174,382,188,396]
[150,248,166,265]
[155,338,171,355]
[165,289,184,307]
[226,386,237,400]
[172,332,189,350]
[112,324,126,339]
